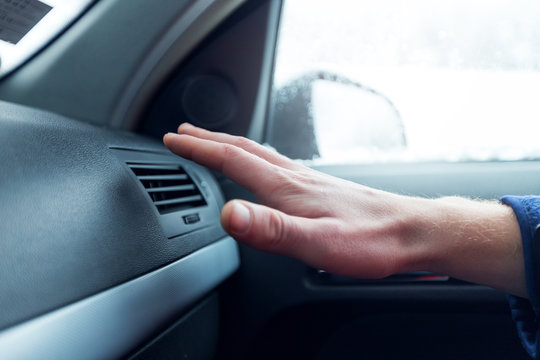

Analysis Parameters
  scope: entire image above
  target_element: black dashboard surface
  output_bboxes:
[0,100,226,331]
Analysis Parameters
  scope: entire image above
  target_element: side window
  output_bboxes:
[266,0,540,164]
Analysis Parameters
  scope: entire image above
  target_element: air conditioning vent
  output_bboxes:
[127,162,207,214]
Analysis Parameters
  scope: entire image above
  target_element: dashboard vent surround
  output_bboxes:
[127,162,207,214]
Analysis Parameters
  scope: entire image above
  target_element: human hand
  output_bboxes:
[164,123,526,296]
[164,123,433,279]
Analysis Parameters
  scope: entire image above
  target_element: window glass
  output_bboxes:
[267,0,540,164]
[0,0,94,78]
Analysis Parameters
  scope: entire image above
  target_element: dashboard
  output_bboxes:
[0,100,238,359]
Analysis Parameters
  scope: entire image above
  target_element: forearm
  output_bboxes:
[399,196,526,297]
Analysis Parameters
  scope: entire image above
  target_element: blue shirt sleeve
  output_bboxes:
[500,195,540,359]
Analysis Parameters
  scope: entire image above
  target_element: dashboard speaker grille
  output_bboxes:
[127,162,207,214]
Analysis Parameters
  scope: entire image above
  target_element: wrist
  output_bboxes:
[399,196,526,296]
[390,196,443,274]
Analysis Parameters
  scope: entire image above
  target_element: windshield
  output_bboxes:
[0,0,94,78]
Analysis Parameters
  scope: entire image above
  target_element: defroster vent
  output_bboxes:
[127,162,207,214]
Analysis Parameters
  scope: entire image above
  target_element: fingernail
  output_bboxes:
[230,202,251,234]
[179,122,193,131]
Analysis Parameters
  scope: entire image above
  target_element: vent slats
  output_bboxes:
[137,174,189,181]
[127,162,207,214]
[146,185,195,193]
[128,164,180,170]
[153,195,203,207]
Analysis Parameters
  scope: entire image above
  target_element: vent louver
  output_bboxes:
[127,162,207,214]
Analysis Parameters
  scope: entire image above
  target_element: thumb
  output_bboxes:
[221,200,312,257]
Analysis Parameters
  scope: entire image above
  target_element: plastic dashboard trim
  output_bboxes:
[0,236,239,360]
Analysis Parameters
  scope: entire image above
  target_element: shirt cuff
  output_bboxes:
[500,195,540,359]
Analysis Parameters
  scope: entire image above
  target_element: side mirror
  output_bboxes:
[268,71,407,160]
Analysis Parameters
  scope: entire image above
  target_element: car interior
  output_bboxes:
[0,0,539,359]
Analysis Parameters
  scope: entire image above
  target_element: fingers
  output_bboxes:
[177,123,300,170]
[221,200,318,260]
[164,132,285,196]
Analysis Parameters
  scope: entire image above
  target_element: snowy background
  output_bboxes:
[271,0,540,164]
